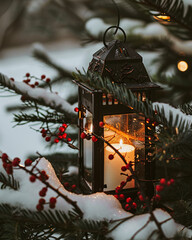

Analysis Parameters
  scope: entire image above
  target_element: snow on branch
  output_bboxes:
[0,153,183,240]
[0,73,77,121]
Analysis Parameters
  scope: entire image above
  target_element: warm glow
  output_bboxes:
[120,139,123,148]
[153,15,170,21]
[177,61,188,72]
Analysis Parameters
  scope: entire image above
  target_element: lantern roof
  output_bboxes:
[88,40,160,90]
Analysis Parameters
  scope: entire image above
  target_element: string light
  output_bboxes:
[177,61,188,72]
[154,15,170,21]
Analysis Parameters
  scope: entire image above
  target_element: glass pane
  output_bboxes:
[83,109,93,189]
[104,113,145,191]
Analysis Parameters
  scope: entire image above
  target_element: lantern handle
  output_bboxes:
[103,26,126,48]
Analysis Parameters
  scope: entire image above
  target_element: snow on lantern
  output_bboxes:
[73,27,160,194]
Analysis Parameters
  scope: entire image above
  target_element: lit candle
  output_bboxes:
[104,139,135,191]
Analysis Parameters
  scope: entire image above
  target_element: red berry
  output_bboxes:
[121,166,127,171]
[138,194,144,202]
[42,187,48,193]
[39,198,46,205]
[67,138,71,142]
[10,77,14,81]
[54,139,59,143]
[126,197,132,203]
[46,78,50,83]
[154,194,161,201]
[167,181,171,186]
[39,187,47,197]
[62,133,67,139]
[156,185,164,192]
[99,121,104,127]
[41,75,46,79]
[170,178,175,184]
[92,136,98,142]
[58,135,63,140]
[160,178,166,185]
[125,204,131,211]
[72,184,76,189]
[42,133,46,138]
[26,73,30,77]
[6,164,13,174]
[30,175,36,182]
[50,197,57,204]
[59,127,65,132]
[115,186,121,194]
[45,137,51,142]
[74,107,79,112]
[41,128,47,134]
[81,132,87,139]
[114,195,119,199]
[39,190,46,197]
[35,81,39,86]
[31,84,35,88]
[119,194,125,200]
[62,123,67,128]
[108,154,114,160]
[25,159,32,166]
[1,153,8,162]
[49,203,55,209]
[132,202,137,209]
[36,204,44,211]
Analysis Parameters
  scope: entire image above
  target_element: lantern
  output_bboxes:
[73,31,160,195]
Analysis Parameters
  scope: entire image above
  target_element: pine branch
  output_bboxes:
[73,71,191,132]
[0,204,109,239]
[14,112,68,126]
[0,73,77,123]
[0,172,20,190]
[33,46,72,79]
[135,0,192,39]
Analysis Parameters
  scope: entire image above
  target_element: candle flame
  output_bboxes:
[120,139,123,148]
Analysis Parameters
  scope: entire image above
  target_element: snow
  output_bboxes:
[133,23,167,38]
[2,74,76,116]
[0,153,183,239]
[0,41,102,160]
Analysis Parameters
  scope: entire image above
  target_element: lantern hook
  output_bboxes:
[103,26,126,48]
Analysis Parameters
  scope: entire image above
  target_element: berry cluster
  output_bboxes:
[40,123,72,144]
[155,178,175,194]
[1,153,33,175]
[0,153,60,212]
[36,194,57,211]
[125,197,137,211]
[20,73,51,102]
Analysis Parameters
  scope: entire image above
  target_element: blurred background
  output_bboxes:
[0,0,191,160]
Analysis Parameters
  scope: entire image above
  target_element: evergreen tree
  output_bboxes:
[0,0,192,239]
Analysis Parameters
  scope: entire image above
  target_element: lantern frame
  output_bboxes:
[73,40,160,195]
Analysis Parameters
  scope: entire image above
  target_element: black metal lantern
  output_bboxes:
[74,29,160,194]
